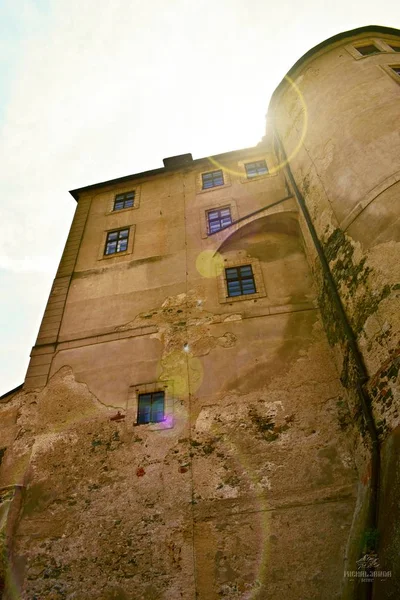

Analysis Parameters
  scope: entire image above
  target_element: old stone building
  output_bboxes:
[1,25,399,600]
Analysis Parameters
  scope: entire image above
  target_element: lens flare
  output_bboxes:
[206,75,308,179]
[157,350,203,398]
[196,250,224,279]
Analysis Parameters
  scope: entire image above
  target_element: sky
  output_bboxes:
[1,0,399,396]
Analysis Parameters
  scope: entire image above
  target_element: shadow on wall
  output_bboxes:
[216,211,318,393]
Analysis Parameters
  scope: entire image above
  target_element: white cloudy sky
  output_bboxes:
[1,0,399,395]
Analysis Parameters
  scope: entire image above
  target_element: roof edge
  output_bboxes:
[0,383,23,402]
[69,141,269,202]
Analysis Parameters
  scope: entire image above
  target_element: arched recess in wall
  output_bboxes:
[215,211,315,306]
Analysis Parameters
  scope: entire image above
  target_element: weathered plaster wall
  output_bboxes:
[0,146,359,598]
[0,309,357,599]
[270,29,400,598]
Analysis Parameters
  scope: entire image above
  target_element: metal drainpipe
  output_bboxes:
[273,127,380,598]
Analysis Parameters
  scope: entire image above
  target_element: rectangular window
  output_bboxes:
[202,170,224,189]
[225,265,256,297]
[207,207,232,234]
[245,160,268,178]
[137,391,165,424]
[356,44,380,56]
[104,228,129,255]
[113,191,135,211]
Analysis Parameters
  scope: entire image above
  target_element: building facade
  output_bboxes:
[0,25,399,600]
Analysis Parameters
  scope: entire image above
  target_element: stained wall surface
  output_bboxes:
[269,28,400,598]
[0,145,358,599]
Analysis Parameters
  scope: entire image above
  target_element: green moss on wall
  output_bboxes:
[320,228,391,338]
[318,276,346,346]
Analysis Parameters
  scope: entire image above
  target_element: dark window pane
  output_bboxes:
[392,66,400,75]
[389,45,400,52]
[227,286,242,297]
[104,229,130,255]
[151,393,165,422]
[138,394,151,424]
[138,392,165,425]
[255,161,268,174]
[138,409,151,424]
[113,191,136,211]
[242,276,255,284]
[239,265,252,276]
[245,160,268,178]
[242,286,255,293]
[225,264,256,297]
[202,170,224,189]
[117,239,128,252]
[105,242,117,255]
[207,206,232,234]
[357,44,380,56]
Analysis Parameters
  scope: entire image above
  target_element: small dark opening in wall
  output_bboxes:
[356,44,380,56]
[137,392,165,424]
[0,447,6,466]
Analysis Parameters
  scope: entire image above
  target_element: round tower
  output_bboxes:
[268,25,400,598]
